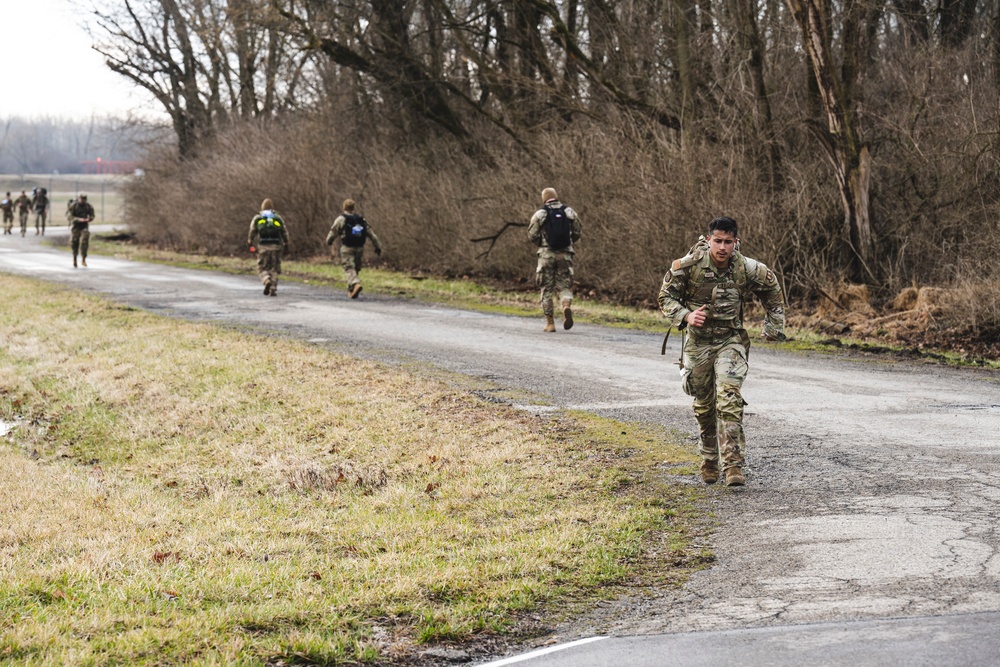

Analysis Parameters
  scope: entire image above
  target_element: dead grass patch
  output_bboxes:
[0,275,700,665]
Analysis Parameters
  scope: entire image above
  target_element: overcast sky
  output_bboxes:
[0,0,154,120]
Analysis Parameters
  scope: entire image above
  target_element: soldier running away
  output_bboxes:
[68,193,95,267]
[32,187,49,235]
[658,216,785,487]
[1,193,13,234]
[15,191,32,237]
[528,187,582,332]
[325,198,382,299]
[247,198,290,296]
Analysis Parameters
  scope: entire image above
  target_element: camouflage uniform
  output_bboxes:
[247,209,290,295]
[527,199,582,318]
[69,199,95,265]
[15,194,32,236]
[1,194,13,234]
[325,213,382,295]
[658,239,784,474]
[32,190,49,235]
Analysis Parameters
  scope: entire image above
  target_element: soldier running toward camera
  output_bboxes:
[1,193,13,234]
[658,216,785,487]
[15,191,32,237]
[325,198,382,299]
[32,187,49,235]
[247,198,289,296]
[68,193,95,267]
[528,187,582,332]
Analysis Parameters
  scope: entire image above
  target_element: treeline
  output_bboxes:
[0,116,158,174]
[97,0,1000,334]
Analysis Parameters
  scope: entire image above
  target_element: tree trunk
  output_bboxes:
[786,0,875,279]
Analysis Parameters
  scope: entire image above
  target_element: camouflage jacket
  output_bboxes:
[69,201,95,225]
[15,195,31,212]
[325,214,382,252]
[527,200,582,256]
[32,193,49,211]
[658,239,785,340]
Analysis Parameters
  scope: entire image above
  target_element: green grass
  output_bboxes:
[0,275,707,665]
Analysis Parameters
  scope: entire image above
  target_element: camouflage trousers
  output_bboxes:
[2,212,11,233]
[340,245,364,288]
[256,246,282,290]
[18,210,28,235]
[681,328,750,472]
[35,210,46,234]
[71,224,90,258]
[535,251,574,316]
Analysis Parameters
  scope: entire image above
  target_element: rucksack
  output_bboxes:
[542,205,572,250]
[341,213,367,248]
[256,210,283,243]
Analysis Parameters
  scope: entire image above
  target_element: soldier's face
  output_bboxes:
[708,230,737,267]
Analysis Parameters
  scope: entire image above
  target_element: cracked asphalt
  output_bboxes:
[4,228,1000,665]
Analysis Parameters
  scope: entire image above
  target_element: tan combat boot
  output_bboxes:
[350,284,363,299]
[724,467,745,487]
[700,459,719,485]
[561,300,574,330]
[543,315,556,332]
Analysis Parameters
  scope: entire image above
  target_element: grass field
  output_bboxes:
[0,174,126,225]
[0,275,707,665]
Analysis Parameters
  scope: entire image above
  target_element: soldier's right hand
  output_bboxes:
[686,305,708,328]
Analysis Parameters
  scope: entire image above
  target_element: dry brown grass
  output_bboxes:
[0,275,702,665]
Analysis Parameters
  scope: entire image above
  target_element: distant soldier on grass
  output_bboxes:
[325,198,382,299]
[15,191,32,237]
[658,216,785,487]
[1,193,13,234]
[68,193,95,267]
[528,187,582,332]
[31,187,49,235]
[247,198,289,296]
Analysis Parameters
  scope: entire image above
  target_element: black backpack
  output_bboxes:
[341,213,368,248]
[542,205,572,250]
[256,211,284,243]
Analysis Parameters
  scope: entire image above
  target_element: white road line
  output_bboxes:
[476,637,608,666]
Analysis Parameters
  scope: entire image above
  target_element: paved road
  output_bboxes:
[4,229,1000,665]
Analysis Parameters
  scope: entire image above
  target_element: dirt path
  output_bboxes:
[4,231,1000,647]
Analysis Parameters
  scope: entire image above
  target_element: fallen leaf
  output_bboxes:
[51,589,66,599]
[424,482,440,495]
[161,590,179,600]
[152,551,180,564]
[307,571,322,581]
[165,481,178,488]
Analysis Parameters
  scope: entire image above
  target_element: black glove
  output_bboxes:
[375,248,382,256]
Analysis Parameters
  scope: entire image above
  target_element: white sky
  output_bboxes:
[0,0,155,120]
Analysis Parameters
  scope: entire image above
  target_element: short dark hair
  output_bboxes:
[709,216,738,236]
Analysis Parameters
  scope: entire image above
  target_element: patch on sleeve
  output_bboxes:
[671,259,681,271]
